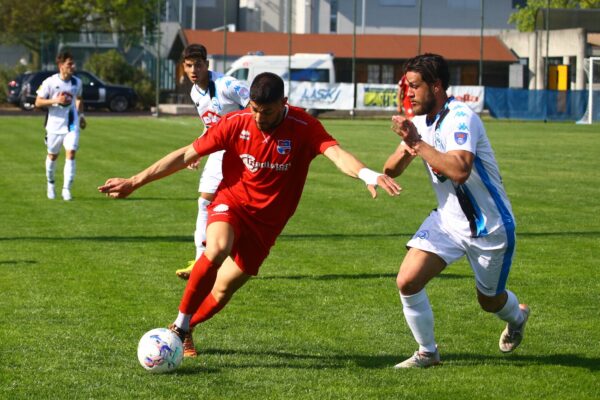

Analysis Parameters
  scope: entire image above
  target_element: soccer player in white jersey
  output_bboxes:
[35,51,86,201]
[383,53,529,368]
[174,45,250,283]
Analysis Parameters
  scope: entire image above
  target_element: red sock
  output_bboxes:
[179,254,220,314]
[190,293,227,327]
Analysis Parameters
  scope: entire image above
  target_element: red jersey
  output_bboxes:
[398,75,415,119]
[192,105,338,238]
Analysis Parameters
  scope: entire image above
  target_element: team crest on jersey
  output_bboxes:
[454,131,468,145]
[239,130,250,140]
[201,110,221,128]
[277,140,291,155]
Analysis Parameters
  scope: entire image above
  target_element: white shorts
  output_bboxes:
[46,130,79,154]
[407,210,516,296]
[198,150,224,194]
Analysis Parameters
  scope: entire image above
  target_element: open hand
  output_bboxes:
[98,178,134,199]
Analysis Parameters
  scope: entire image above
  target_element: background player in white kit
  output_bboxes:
[383,54,529,368]
[35,50,86,201]
[174,44,250,280]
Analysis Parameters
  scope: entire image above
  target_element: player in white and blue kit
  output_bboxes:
[384,54,529,368]
[35,51,86,201]
[174,44,250,285]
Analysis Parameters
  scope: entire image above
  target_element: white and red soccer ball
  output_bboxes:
[137,328,183,373]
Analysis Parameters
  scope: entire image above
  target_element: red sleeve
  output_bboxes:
[192,120,226,156]
[308,119,338,155]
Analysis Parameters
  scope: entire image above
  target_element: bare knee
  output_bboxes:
[396,274,424,296]
[204,248,229,266]
[477,290,507,313]
[47,154,58,161]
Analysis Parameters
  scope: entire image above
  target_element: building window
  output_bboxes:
[381,65,394,83]
[367,65,380,83]
[330,0,338,33]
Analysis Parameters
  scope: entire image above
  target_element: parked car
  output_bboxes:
[17,70,137,112]
[6,72,32,106]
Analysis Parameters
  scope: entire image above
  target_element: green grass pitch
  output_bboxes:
[0,114,598,399]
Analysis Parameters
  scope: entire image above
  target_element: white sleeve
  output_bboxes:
[444,108,478,154]
[37,78,51,99]
[225,78,250,108]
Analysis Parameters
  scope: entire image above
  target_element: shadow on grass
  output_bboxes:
[85,196,194,202]
[0,260,38,266]
[256,272,465,281]
[176,348,599,372]
[443,352,599,371]
[181,348,399,371]
[3,231,599,243]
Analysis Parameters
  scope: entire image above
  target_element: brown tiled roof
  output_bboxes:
[182,29,517,62]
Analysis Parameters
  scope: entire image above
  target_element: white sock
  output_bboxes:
[174,311,191,332]
[46,158,56,184]
[63,159,76,190]
[495,290,524,328]
[194,197,212,260]
[400,289,437,354]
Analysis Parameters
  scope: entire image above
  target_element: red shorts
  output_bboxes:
[207,200,277,276]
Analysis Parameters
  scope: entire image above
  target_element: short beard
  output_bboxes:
[417,88,437,116]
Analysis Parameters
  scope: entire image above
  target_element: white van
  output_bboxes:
[225,53,335,85]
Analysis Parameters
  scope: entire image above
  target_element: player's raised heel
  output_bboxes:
[168,323,187,341]
[182,328,197,358]
[175,260,195,280]
[499,304,530,353]
[394,348,441,369]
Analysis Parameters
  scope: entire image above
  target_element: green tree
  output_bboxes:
[509,0,600,32]
[84,49,155,109]
[0,0,161,68]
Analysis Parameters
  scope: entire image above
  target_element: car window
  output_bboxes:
[76,72,99,86]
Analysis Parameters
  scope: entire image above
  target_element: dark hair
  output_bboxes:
[56,50,73,65]
[250,72,284,104]
[182,44,208,62]
[402,53,450,90]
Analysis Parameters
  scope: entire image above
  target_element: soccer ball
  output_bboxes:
[137,328,184,373]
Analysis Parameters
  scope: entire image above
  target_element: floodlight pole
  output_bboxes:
[288,0,292,94]
[478,0,484,86]
[417,0,422,55]
[352,0,357,115]
[154,0,161,118]
[224,0,228,72]
[588,57,594,125]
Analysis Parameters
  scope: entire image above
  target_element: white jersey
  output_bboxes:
[190,71,250,132]
[412,97,515,238]
[37,73,82,134]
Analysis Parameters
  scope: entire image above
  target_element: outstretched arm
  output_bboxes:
[98,144,201,198]
[323,144,401,198]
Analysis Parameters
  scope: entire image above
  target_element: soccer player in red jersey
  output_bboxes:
[397,75,415,119]
[99,72,401,357]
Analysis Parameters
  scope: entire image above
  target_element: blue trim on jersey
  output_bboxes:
[473,156,515,230]
[461,184,487,237]
[473,156,516,295]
